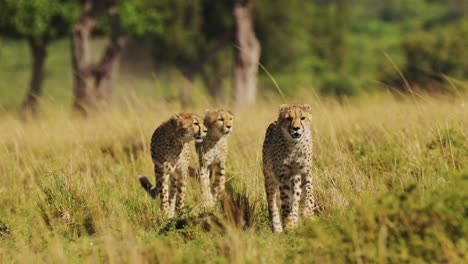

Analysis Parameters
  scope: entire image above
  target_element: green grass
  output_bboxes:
[0,88,466,263]
[0,38,467,263]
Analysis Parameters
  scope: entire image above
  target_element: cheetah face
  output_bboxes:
[278,104,312,141]
[204,109,234,137]
[172,113,208,142]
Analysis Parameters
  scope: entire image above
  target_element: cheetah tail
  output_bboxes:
[138,175,157,199]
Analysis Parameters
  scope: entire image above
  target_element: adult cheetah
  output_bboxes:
[262,104,315,232]
[196,109,234,207]
[139,113,208,218]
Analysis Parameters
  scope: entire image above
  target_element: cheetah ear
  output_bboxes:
[302,104,312,120]
[279,104,288,113]
[172,113,189,127]
[204,109,216,122]
[301,104,311,112]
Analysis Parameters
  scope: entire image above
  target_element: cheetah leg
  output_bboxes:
[175,168,188,213]
[265,171,282,233]
[301,170,315,217]
[286,174,302,230]
[199,166,214,208]
[155,166,171,218]
[168,174,177,218]
[212,163,226,201]
[279,175,294,230]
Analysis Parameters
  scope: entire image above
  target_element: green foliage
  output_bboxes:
[383,19,468,90]
[404,19,468,81]
[149,0,233,82]
[151,0,204,67]
[256,1,348,73]
[0,0,467,101]
[119,1,163,36]
[320,73,358,97]
[255,0,315,73]
[0,0,79,40]
[345,0,467,93]
[0,0,167,43]
[254,1,355,94]
[309,172,468,262]
[146,0,234,95]
[97,0,163,37]
[378,0,449,30]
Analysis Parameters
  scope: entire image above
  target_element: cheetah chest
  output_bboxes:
[198,140,227,166]
[274,142,312,175]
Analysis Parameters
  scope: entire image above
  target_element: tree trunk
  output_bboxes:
[72,0,124,115]
[178,32,230,107]
[233,0,261,109]
[20,38,48,119]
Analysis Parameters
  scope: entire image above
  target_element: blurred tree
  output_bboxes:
[71,0,123,114]
[0,0,79,118]
[255,0,350,93]
[311,1,348,72]
[255,0,315,76]
[72,0,163,115]
[232,0,260,109]
[150,0,262,107]
[195,0,233,103]
[151,0,233,106]
[382,19,468,91]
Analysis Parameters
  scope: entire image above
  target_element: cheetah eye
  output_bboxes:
[301,117,306,120]
[218,118,224,122]
[286,117,293,121]
[194,121,199,125]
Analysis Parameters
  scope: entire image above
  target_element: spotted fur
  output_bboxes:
[139,113,207,218]
[196,109,234,207]
[262,104,315,232]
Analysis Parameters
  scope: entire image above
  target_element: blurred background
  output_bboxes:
[0,0,467,116]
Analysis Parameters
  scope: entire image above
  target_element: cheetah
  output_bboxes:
[139,113,208,218]
[196,109,234,207]
[262,104,315,232]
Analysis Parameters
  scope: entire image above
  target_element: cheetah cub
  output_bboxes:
[139,113,208,218]
[196,109,234,207]
[262,104,315,232]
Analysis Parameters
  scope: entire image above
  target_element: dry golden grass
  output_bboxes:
[0,90,467,263]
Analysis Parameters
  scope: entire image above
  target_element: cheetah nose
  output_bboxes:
[226,125,232,129]
[292,126,300,131]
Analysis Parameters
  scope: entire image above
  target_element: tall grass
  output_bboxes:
[0,89,467,263]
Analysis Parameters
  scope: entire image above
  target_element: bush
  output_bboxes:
[36,174,97,240]
[383,19,468,91]
[320,73,359,97]
[301,172,468,263]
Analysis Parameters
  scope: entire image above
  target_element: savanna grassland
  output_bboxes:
[0,86,467,263]
[1,1,468,262]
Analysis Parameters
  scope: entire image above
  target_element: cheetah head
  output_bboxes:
[172,113,208,143]
[204,109,234,137]
[278,104,312,141]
